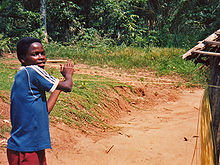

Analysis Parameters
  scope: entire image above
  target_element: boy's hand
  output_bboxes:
[57,63,74,92]
[60,63,74,78]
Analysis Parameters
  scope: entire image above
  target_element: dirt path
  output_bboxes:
[0,63,203,165]
[46,88,203,165]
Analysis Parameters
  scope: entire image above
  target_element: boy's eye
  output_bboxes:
[31,52,45,56]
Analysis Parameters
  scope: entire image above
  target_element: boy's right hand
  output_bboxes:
[60,63,74,79]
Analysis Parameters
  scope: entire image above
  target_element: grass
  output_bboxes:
[0,60,128,131]
[0,44,207,132]
[45,44,208,86]
[0,62,19,103]
[0,63,18,91]
[0,125,10,136]
[48,71,127,130]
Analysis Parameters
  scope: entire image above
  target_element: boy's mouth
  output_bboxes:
[37,62,46,68]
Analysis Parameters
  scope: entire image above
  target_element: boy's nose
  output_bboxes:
[39,53,46,58]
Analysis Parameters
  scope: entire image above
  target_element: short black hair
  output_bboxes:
[17,37,42,63]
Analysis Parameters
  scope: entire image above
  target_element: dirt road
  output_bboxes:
[0,63,203,165]
[46,88,203,165]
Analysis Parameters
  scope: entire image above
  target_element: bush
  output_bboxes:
[0,34,12,55]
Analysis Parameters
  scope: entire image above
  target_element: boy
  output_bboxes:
[7,37,74,164]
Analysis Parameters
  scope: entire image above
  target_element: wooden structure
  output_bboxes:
[182,29,220,165]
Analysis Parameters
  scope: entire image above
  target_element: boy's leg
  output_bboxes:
[7,149,47,165]
[36,150,47,165]
[7,149,19,165]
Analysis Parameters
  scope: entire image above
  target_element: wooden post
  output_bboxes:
[182,29,220,164]
[209,55,220,164]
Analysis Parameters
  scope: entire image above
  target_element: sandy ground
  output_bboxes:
[45,88,202,165]
[0,62,203,165]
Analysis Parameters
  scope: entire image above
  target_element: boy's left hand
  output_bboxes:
[60,63,74,78]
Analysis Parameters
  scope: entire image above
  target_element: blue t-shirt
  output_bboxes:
[7,65,59,152]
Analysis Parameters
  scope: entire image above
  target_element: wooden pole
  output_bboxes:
[209,55,220,164]
[203,41,220,46]
[192,50,220,57]
[47,59,68,63]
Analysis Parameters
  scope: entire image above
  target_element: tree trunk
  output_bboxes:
[41,0,48,43]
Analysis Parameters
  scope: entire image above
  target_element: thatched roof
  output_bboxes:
[182,29,220,66]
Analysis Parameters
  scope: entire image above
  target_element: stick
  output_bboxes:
[193,64,205,73]
[106,145,114,154]
[47,59,68,63]
[203,41,220,46]
[192,50,220,57]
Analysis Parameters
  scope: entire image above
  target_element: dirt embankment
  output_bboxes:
[46,88,202,165]
[0,63,203,165]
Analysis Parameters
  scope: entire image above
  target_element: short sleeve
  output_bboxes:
[27,65,59,93]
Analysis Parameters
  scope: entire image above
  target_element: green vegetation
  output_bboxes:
[0,45,207,131]
[0,125,11,136]
[0,63,17,91]
[0,59,130,132]
[0,0,212,131]
[0,0,219,50]
[45,45,208,85]
[47,69,127,131]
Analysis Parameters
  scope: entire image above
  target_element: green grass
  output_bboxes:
[0,60,127,131]
[48,71,127,130]
[45,44,208,86]
[0,125,11,136]
[0,44,207,132]
[0,62,19,103]
[0,63,18,91]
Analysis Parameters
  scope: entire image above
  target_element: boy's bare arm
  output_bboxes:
[47,63,74,113]
[56,63,74,92]
[47,89,61,113]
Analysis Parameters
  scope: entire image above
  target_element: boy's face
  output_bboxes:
[21,42,46,69]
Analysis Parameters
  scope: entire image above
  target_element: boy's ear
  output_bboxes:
[20,56,26,65]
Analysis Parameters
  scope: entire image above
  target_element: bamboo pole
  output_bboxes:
[192,50,220,57]
[203,41,220,46]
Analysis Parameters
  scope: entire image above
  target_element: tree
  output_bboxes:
[41,0,48,43]
[0,0,219,48]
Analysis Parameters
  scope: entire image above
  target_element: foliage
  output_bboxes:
[46,0,80,42]
[0,0,219,49]
[0,45,207,129]
[45,44,207,86]
[86,0,143,45]
[0,0,41,39]
[0,34,12,55]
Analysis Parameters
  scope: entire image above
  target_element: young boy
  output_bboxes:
[7,37,74,165]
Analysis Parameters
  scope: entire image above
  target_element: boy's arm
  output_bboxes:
[47,77,64,113]
[56,63,74,92]
[47,63,74,113]
[47,89,61,114]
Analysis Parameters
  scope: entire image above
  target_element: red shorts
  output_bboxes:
[7,149,47,165]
